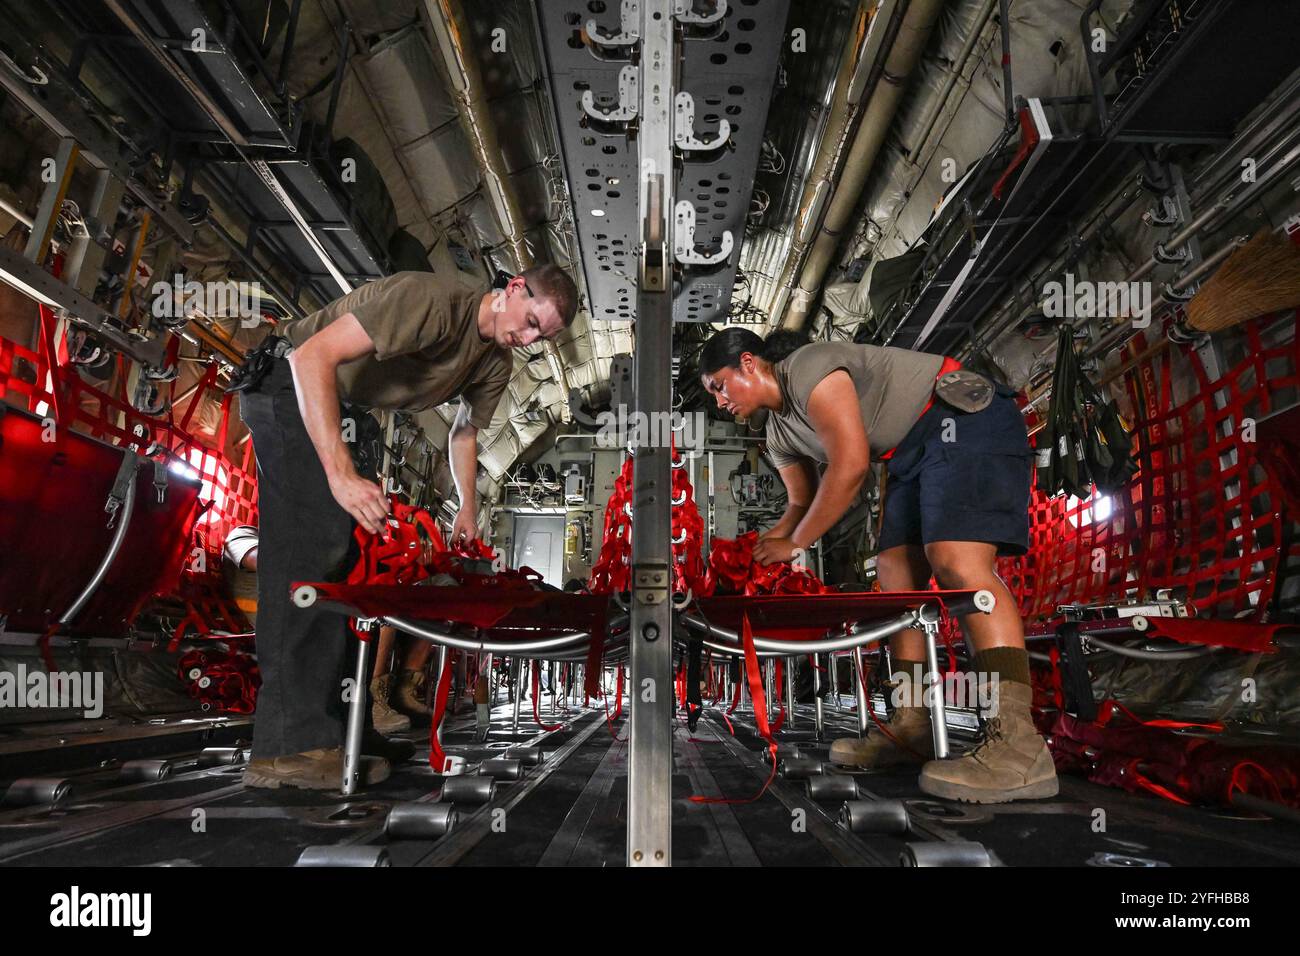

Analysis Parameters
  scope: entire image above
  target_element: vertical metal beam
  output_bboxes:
[63,168,123,298]
[627,0,675,869]
[24,138,78,265]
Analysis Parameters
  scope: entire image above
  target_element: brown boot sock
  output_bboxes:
[972,646,1032,689]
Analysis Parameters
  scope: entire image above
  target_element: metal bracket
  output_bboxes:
[1152,240,1190,265]
[1143,194,1179,227]
[588,0,640,48]
[131,375,168,417]
[673,201,733,266]
[152,458,169,504]
[641,173,667,291]
[105,452,138,530]
[633,563,670,607]
[673,91,730,152]
[582,64,639,125]
[674,0,727,27]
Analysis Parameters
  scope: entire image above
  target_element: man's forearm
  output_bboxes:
[288,350,354,481]
[791,464,867,550]
[448,424,479,511]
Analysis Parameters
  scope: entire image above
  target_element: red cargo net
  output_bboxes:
[1000,311,1299,623]
[1,304,258,638]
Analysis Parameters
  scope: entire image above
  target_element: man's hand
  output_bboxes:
[328,469,390,534]
[450,505,479,547]
[752,536,803,567]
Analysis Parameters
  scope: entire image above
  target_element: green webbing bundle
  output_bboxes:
[1035,325,1138,500]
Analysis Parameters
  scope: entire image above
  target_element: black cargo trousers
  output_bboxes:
[239,355,359,759]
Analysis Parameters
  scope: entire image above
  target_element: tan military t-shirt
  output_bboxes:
[765,342,944,467]
[282,272,512,429]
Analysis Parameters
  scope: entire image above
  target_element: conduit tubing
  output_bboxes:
[386,616,590,655]
[60,453,137,626]
[782,0,947,331]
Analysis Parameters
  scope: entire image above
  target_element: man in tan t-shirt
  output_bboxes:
[238,265,578,790]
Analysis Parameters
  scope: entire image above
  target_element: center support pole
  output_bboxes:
[627,0,675,869]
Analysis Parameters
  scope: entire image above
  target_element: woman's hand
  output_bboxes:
[752,536,804,567]
[328,469,390,534]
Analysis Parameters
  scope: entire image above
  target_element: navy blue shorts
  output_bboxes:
[878,387,1033,557]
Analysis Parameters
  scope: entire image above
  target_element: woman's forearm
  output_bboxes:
[764,503,809,539]
[791,464,867,549]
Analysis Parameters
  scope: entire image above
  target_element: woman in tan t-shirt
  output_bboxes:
[697,327,1056,806]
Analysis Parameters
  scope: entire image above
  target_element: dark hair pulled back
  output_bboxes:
[697,327,811,375]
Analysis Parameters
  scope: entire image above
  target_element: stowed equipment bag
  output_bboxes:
[1036,324,1138,499]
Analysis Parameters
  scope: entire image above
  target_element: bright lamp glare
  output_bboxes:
[169,460,200,482]
[1066,492,1113,528]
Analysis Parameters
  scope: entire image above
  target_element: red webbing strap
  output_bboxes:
[1227,760,1287,806]
[37,625,58,672]
[1096,698,1224,733]
[1047,645,1066,710]
[602,664,626,737]
[531,659,562,732]
[1126,759,1192,805]
[770,659,786,736]
[614,665,625,719]
[35,304,68,423]
[427,652,455,772]
[991,106,1040,200]
[179,362,218,434]
[691,612,777,804]
[1142,617,1283,654]
[726,674,741,714]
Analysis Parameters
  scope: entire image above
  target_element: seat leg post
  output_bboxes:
[921,618,949,759]
[813,654,824,741]
[785,657,795,727]
[854,649,870,736]
[342,628,372,795]
[511,658,523,734]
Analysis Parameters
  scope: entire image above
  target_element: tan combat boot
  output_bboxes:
[243,747,391,790]
[918,681,1058,803]
[370,674,411,734]
[394,668,434,717]
[829,705,935,768]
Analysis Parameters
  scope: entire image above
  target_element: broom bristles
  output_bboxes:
[1187,228,1300,333]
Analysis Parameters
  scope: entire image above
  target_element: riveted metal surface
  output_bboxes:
[536,0,790,322]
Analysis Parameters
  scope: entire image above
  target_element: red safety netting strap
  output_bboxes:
[691,612,779,805]
[531,659,562,732]
[427,650,455,772]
